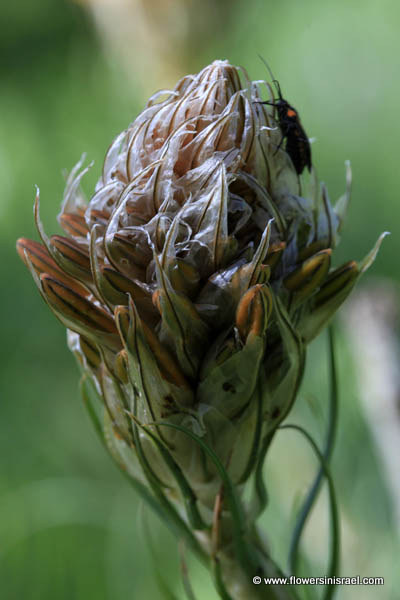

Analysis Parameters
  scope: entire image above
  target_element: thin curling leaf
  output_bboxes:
[81,376,208,569]
[141,509,181,600]
[128,402,209,566]
[81,368,137,477]
[178,543,200,600]
[250,422,275,519]
[289,327,338,581]
[129,414,207,530]
[129,392,172,491]
[212,559,235,600]
[280,425,340,600]
[154,421,261,578]
[234,380,263,485]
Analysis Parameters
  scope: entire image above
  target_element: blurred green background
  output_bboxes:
[1,0,399,598]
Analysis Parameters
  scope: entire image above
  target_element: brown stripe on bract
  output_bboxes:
[59,213,89,237]
[284,249,332,292]
[102,267,150,301]
[297,240,327,262]
[115,303,189,389]
[80,336,102,369]
[87,209,110,227]
[140,318,190,389]
[102,266,159,326]
[114,305,130,346]
[40,273,117,333]
[265,241,286,270]
[256,264,271,285]
[50,235,91,272]
[236,284,260,340]
[315,260,358,306]
[106,240,148,280]
[236,284,271,341]
[112,232,152,267]
[115,350,129,384]
[17,238,89,296]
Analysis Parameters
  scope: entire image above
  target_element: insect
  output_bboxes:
[258,59,312,175]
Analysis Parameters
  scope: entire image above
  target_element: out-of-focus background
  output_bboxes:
[1,1,399,598]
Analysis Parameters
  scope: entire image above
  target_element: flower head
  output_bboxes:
[17,60,385,516]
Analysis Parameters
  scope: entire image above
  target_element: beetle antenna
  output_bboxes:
[272,79,283,100]
[258,55,282,99]
[258,54,275,81]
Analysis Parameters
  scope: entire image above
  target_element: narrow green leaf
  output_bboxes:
[81,375,208,568]
[178,542,200,600]
[212,557,234,600]
[288,327,338,577]
[141,507,181,600]
[155,421,260,577]
[251,428,275,518]
[279,424,340,600]
[130,415,207,530]
[237,380,263,484]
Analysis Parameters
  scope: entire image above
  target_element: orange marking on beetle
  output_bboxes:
[286,108,297,117]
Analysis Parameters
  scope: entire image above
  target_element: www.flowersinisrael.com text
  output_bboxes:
[252,575,384,586]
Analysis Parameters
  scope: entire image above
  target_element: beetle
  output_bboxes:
[258,59,312,175]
